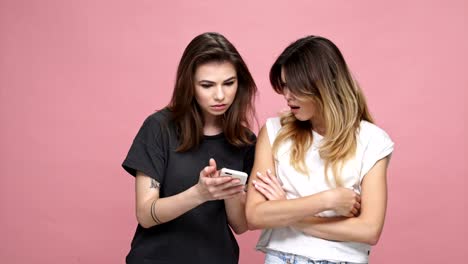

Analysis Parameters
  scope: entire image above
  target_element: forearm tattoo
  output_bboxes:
[150,179,160,189]
[149,179,162,224]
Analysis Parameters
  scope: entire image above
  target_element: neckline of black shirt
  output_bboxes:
[203,132,224,140]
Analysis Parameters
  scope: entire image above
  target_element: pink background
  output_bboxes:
[1,0,467,263]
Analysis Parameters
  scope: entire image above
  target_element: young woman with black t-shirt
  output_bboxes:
[122,32,257,264]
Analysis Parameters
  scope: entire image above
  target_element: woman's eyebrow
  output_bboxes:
[223,76,237,82]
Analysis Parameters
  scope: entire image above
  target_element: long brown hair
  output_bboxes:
[168,32,257,152]
[270,36,373,187]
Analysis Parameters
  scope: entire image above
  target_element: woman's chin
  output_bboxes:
[293,114,307,121]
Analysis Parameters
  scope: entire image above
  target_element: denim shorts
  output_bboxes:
[264,250,364,264]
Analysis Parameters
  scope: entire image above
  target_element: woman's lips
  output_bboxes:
[211,104,227,111]
[289,105,300,114]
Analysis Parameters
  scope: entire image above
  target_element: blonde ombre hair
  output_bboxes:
[270,36,373,187]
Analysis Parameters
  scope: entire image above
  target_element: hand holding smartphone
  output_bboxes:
[220,168,248,185]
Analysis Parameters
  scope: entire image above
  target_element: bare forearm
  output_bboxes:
[224,192,248,234]
[294,217,382,245]
[248,192,330,229]
[137,186,203,228]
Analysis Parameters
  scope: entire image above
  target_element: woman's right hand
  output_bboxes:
[195,158,245,202]
[327,187,361,217]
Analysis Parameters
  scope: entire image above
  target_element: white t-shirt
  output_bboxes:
[256,117,394,263]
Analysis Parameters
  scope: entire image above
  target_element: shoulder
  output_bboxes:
[264,116,282,144]
[140,108,175,133]
[358,120,394,150]
[359,121,391,140]
[265,116,281,128]
[265,116,282,135]
[144,108,172,125]
[136,108,175,141]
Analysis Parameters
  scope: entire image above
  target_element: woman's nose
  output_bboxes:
[214,86,225,101]
[283,88,293,101]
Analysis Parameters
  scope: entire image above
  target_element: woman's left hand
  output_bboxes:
[252,169,286,201]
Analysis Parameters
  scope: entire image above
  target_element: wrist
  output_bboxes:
[322,189,336,211]
[190,184,207,205]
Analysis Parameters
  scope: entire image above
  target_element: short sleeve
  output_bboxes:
[265,117,282,145]
[360,125,394,180]
[122,114,167,183]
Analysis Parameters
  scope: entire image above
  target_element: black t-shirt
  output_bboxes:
[122,108,256,264]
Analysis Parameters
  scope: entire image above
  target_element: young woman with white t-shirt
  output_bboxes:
[246,36,394,264]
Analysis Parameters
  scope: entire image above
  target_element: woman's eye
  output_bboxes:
[201,84,212,88]
[224,81,234,86]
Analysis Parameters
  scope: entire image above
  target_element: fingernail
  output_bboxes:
[256,172,262,176]
[252,180,257,184]
[267,169,272,174]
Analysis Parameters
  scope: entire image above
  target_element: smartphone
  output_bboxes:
[220,168,248,185]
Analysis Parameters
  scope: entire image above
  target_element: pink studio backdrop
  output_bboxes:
[1,0,467,263]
